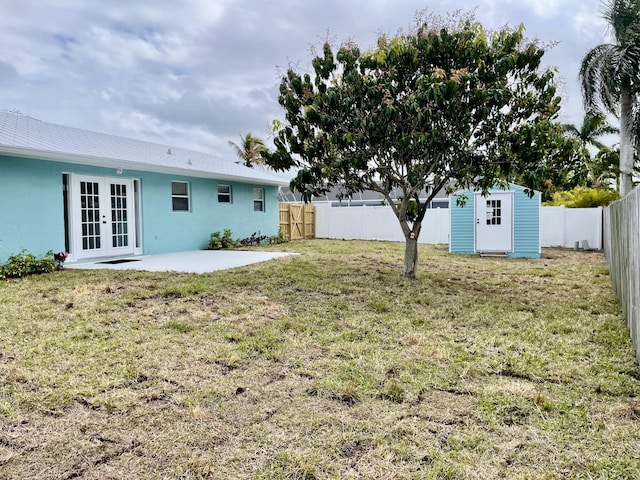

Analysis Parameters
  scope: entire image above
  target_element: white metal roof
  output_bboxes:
[0,112,289,186]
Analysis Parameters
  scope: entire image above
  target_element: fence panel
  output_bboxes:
[303,204,316,239]
[314,204,450,244]
[540,206,602,249]
[603,188,640,365]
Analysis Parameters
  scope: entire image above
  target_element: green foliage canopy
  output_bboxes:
[546,187,620,208]
[265,13,571,277]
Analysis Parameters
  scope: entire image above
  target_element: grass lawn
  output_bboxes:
[0,240,639,479]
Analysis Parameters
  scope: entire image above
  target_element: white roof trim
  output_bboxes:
[0,112,289,186]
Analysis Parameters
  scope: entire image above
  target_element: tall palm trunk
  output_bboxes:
[619,89,634,197]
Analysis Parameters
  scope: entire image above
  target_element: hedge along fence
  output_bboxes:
[603,187,640,365]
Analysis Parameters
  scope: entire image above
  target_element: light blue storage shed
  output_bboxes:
[449,184,541,259]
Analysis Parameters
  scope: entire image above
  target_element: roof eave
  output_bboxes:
[0,145,289,187]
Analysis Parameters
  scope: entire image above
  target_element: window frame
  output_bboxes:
[217,184,232,203]
[171,181,190,212]
[253,187,264,212]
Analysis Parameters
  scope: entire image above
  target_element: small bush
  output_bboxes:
[0,250,61,279]
[269,229,290,244]
[238,232,269,247]
[208,229,236,250]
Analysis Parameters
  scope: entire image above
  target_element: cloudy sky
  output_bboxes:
[0,0,610,159]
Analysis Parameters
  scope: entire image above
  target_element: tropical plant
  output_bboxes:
[238,232,269,247]
[208,229,236,250]
[560,112,621,189]
[265,11,567,278]
[561,112,618,152]
[0,250,59,279]
[579,0,640,197]
[546,187,619,208]
[268,229,290,245]
[227,133,267,168]
[591,145,622,189]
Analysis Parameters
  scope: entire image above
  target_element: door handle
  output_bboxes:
[102,215,107,224]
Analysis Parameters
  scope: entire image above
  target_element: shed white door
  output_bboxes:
[475,192,513,253]
[71,175,135,259]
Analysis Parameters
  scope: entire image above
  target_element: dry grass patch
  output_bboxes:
[0,240,639,479]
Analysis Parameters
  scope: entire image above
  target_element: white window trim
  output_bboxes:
[218,184,232,203]
[171,181,190,212]
[253,188,264,212]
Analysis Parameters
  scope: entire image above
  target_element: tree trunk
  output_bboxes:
[619,89,634,197]
[402,235,418,279]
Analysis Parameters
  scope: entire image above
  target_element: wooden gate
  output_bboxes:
[279,203,316,240]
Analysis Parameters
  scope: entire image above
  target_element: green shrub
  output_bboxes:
[269,229,290,245]
[545,187,619,208]
[208,229,236,250]
[0,250,59,279]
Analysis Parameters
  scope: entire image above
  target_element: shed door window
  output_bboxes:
[172,181,190,212]
[253,188,264,212]
[486,199,501,225]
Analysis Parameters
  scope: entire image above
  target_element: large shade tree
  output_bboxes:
[265,13,569,278]
[512,121,589,201]
[580,0,640,197]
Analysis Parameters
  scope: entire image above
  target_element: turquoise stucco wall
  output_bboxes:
[139,172,278,256]
[449,185,540,259]
[0,155,280,263]
[0,156,66,261]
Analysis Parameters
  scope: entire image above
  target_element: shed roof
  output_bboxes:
[0,112,288,186]
[450,183,540,196]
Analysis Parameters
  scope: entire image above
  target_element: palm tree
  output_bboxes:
[579,0,640,197]
[227,133,267,168]
[561,112,619,151]
[561,112,620,189]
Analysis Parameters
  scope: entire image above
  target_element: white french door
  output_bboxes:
[475,192,513,253]
[71,175,136,259]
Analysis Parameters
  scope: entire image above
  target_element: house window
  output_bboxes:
[253,188,264,212]
[172,181,190,212]
[218,184,232,203]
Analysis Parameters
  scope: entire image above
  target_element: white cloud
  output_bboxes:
[0,0,615,157]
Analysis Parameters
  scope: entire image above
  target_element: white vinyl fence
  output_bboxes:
[540,206,602,249]
[315,203,603,249]
[315,203,449,243]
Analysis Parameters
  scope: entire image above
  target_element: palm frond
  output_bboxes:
[602,0,640,45]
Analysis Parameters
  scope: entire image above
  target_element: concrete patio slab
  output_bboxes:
[64,250,296,274]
